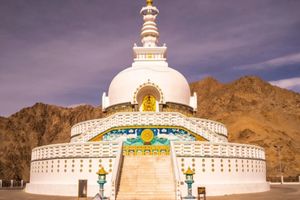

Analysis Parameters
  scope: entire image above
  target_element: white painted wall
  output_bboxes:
[171,141,269,196]
[27,157,114,197]
[26,142,122,197]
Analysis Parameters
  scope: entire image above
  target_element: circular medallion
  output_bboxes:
[141,129,154,143]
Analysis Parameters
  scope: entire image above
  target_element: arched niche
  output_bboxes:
[134,84,163,112]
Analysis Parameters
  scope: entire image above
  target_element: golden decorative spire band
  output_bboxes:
[147,0,153,6]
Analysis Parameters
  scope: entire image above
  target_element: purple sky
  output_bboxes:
[1,0,300,117]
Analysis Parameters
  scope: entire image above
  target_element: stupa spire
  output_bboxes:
[132,0,167,66]
[140,0,159,47]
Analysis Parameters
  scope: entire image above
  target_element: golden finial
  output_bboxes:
[146,0,153,6]
[184,167,195,175]
[96,167,108,175]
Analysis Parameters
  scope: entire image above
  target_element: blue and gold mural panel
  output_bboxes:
[89,126,207,142]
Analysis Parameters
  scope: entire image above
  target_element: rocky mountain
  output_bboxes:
[0,76,299,181]
[190,76,300,178]
[0,104,103,181]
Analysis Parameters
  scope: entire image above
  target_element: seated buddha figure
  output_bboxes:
[142,95,156,112]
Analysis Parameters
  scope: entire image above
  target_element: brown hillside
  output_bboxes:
[191,76,300,177]
[0,103,103,181]
[0,76,299,181]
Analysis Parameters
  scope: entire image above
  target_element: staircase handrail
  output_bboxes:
[170,141,182,200]
[110,142,123,200]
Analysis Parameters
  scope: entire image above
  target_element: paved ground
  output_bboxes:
[208,185,300,200]
[0,185,299,200]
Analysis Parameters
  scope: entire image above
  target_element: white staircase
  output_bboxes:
[116,156,176,200]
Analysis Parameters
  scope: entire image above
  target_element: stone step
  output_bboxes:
[120,177,175,181]
[119,172,174,176]
[119,177,174,180]
[117,155,176,199]
[117,193,175,196]
[121,170,169,173]
[116,196,175,200]
[119,182,175,186]
[117,192,175,200]
[118,189,175,193]
[118,182,175,187]
[119,185,175,190]
[119,179,174,184]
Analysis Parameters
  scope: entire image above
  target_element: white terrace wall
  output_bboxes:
[71,115,228,138]
[70,112,228,143]
[26,142,122,197]
[172,141,270,196]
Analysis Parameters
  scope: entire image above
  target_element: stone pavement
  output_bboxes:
[0,190,90,200]
[0,185,299,200]
[209,185,300,200]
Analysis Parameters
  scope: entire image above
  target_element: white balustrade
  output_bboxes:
[71,118,104,137]
[188,117,228,136]
[31,142,120,161]
[172,141,265,160]
[71,112,228,143]
[170,143,182,200]
[110,143,124,200]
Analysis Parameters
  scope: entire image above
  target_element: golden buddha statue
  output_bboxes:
[142,95,156,111]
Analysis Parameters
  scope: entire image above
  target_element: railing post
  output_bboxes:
[21,180,24,188]
[10,180,13,188]
[0,180,2,188]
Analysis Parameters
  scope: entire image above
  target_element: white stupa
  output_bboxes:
[102,0,197,113]
[26,1,270,199]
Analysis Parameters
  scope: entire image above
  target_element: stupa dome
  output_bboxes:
[108,65,191,107]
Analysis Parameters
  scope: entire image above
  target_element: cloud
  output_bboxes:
[270,77,300,92]
[237,53,300,70]
[0,32,133,116]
